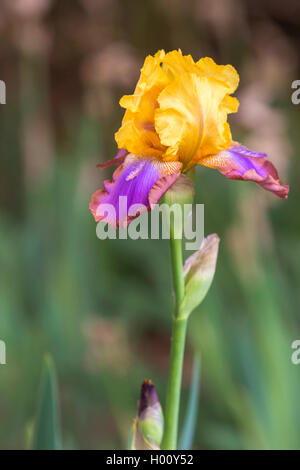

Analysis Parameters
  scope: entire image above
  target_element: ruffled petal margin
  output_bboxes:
[200,143,289,199]
[96,148,128,169]
[90,154,182,228]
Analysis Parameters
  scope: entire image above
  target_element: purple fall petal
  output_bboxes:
[90,155,181,227]
[201,143,289,199]
[96,148,128,169]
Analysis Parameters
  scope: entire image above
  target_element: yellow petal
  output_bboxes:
[221,95,239,114]
[116,115,164,158]
[115,50,169,158]
[155,72,235,166]
[196,57,239,93]
[161,49,198,79]
[119,50,167,113]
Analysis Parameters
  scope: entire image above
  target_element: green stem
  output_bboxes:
[170,237,185,306]
[162,235,188,450]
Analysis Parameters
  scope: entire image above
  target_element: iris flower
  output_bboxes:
[90,50,289,227]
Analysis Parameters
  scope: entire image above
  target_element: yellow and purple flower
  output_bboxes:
[90,50,289,227]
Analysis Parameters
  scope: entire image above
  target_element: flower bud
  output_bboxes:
[129,380,164,450]
[180,234,220,318]
[163,174,195,206]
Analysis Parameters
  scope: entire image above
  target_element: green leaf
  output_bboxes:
[32,355,61,450]
[180,234,220,318]
[179,355,201,450]
[127,421,136,450]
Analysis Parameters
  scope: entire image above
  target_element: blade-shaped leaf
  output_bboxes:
[179,355,201,450]
[32,355,61,450]
[127,421,136,450]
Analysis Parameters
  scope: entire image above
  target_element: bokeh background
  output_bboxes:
[0,0,300,450]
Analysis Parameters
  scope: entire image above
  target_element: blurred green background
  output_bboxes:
[0,0,300,450]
